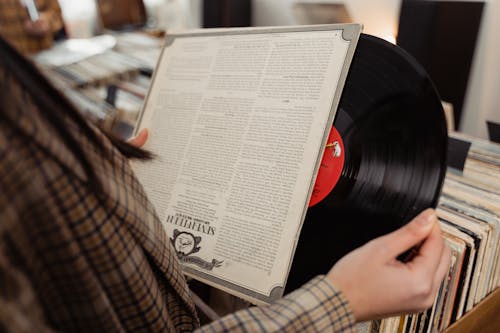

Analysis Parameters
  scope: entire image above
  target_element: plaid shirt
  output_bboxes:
[0,61,356,332]
[0,0,64,54]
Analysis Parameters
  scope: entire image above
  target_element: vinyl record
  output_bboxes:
[286,34,448,292]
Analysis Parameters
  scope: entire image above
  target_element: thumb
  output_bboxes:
[128,128,149,148]
[378,208,437,258]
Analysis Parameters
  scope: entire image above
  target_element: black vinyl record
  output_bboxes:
[286,34,448,293]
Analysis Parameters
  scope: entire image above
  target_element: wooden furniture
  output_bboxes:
[96,0,148,31]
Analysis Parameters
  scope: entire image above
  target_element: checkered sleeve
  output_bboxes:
[197,276,357,333]
[0,245,56,333]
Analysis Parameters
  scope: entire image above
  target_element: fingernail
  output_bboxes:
[418,209,436,226]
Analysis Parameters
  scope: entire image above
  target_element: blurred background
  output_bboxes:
[19,0,499,141]
[3,2,498,331]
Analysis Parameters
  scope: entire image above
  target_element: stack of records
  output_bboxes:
[35,32,161,133]
[114,31,164,70]
[52,50,146,88]
[373,133,500,333]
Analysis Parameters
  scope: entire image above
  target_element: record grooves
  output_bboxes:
[286,34,448,293]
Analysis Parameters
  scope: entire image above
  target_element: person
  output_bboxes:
[0,36,451,332]
[0,0,65,54]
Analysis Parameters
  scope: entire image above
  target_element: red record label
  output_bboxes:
[309,126,345,207]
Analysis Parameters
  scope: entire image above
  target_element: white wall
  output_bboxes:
[58,0,97,37]
[461,0,500,138]
[253,0,500,139]
[253,0,400,41]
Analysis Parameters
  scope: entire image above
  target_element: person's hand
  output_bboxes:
[24,12,51,37]
[327,208,451,322]
[128,128,149,148]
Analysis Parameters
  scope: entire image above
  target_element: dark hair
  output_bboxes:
[0,37,152,193]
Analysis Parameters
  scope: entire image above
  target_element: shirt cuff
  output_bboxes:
[283,275,357,332]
